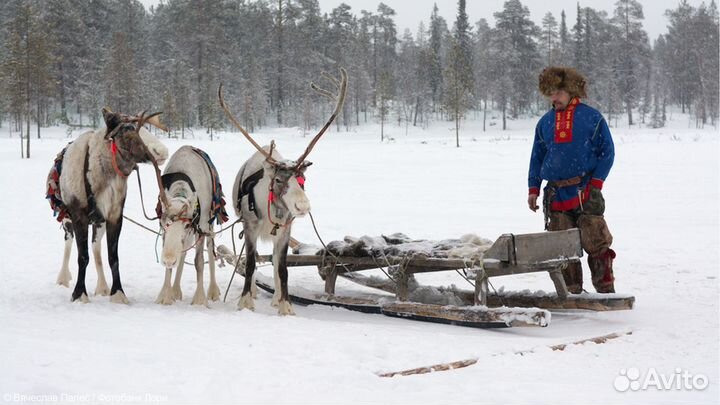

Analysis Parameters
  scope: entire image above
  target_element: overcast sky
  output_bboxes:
[139,0,707,41]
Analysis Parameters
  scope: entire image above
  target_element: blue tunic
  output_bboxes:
[528,102,615,211]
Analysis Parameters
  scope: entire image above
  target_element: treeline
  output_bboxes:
[0,0,717,145]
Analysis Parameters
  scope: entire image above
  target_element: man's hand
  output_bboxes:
[528,193,539,212]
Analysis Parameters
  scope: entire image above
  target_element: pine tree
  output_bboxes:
[104,32,140,114]
[558,10,570,62]
[492,0,541,119]
[473,18,492,131]
[428,3,446,112]
[611,0,650,126]
[1,2,55,157]
[541,12,559,65]
[443,0,474,147]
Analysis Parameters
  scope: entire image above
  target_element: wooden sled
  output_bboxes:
[216,229,634,329]
[283,230,634,311]
[217,246,549,328]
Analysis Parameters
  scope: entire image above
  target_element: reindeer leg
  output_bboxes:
[238,238,256,311]
[274,232,294,316]
[172,251,186,300]
[56,220,74,287]
[92,223,110,296]
[191,236,208,306]
[155,267,176,305]
[271,259,281,307]
[206,235,221,301]
[106,217,129,304]
[70,216,90,303]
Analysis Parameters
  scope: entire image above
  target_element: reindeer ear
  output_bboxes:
[102,107,123,138]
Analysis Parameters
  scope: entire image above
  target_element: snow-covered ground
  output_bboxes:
[0,113,717,404]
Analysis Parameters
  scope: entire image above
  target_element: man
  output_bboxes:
[527,66,616,293]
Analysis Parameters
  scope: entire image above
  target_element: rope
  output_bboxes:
[308,212,356,277]
[214,218,242,236]
[122,214,161,235]
[224,241,245,303]
[453,260,506,307]
[135,168,160,221]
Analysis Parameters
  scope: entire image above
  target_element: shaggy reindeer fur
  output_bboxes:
[53,109,168,303]
[156,146,225,306]
[220,67,346,315]
[53,128,168,295]
[232,147,311,315]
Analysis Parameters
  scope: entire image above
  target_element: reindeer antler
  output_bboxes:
[133,110,171,209]
[218,84,279,165]
[294,67,348,168]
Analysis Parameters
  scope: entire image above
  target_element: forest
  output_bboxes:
[0,0,717,148]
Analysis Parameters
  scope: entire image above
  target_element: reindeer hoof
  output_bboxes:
[72,293,89,303]
[207,284,221,302]
[191,292,208,307]
[238,294,255,311]
[271,293,280,307]
[155,289,176,305]
[278,300,295,316]
[172,287,183,301]
[56,269,72,287]
[110,291,129,304]
[95,282,110,297]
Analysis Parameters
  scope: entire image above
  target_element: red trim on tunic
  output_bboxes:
[551,183,591,211]
[529,187,540,195]
[590,178,604,189]
[554,97,580,144]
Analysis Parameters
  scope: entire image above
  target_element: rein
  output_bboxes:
[109,139,129,178]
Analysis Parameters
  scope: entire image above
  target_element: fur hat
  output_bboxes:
[538,67,587,98]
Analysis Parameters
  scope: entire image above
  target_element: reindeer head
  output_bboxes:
[263,153,312,218]
[102,108,169,170]
[159,187,199,269]
[219,68,347,221]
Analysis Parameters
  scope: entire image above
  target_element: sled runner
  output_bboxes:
[217,228,634,328]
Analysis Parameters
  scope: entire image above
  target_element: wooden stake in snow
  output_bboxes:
[377,331,632,378]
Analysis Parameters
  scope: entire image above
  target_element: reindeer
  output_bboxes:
[48,108,169,303]
[155,146,229,306]
[51,124,168,296]
[219,68,347,315]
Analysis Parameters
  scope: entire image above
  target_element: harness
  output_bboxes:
[191,147,229,225]
[239,168,264,218]
[158,172,202,235]
[47,144,71,222]
[237,168,307,235]
[83,144,105,224]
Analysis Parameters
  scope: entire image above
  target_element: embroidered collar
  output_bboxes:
[554,97,580,143]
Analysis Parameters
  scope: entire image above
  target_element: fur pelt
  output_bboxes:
[538,66,587,98]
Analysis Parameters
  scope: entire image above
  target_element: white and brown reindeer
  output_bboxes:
[155,146,229,306]
[47,108,169,303]
[219,68,347,315]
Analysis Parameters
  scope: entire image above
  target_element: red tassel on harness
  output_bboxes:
[296,176,305,188]
[268,191,275,203]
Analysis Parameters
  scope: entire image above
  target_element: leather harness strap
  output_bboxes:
[550,175,583,188]
[83,144,105,224]
[239,168,264,218]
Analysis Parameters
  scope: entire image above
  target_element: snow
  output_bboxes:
[0,114,718,404]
